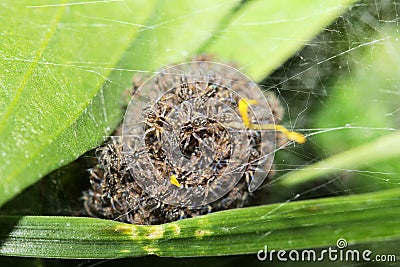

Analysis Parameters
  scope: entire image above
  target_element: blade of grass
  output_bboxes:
[1,188,400,258]
[311,30,400,192]
[277,131,400,187]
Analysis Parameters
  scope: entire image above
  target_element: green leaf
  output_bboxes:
[203,0,358,80]
[0,0,155,206]
[1,187,400,258]
[0,0,240,207]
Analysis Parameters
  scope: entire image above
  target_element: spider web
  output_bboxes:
[2,0,400,266]
[263,0,400,201]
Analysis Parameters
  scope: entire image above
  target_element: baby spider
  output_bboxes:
[143,110,168,141]
[179,117,219,157]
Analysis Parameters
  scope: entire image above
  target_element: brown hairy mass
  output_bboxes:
[83,57,284,225]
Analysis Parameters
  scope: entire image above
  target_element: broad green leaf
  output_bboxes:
[203,0,358,81]
[112,0,242,73]
[1,187,399,258]
[0,0,156,206]
[0,0,240,207]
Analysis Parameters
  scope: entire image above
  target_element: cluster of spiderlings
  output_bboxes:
[83,58,286,225]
